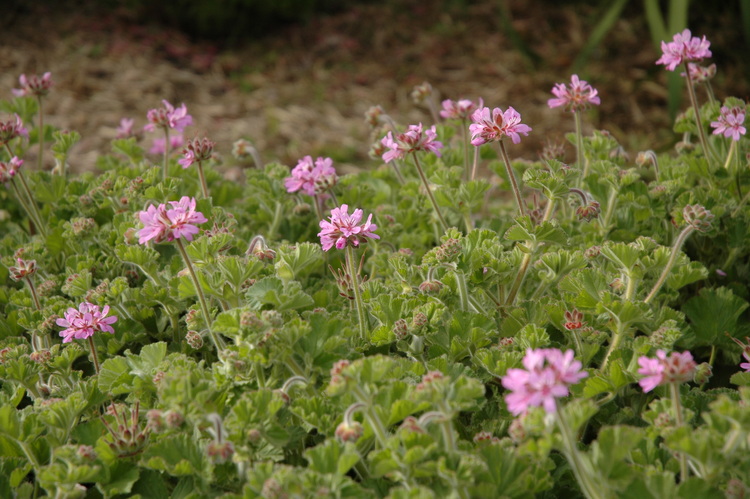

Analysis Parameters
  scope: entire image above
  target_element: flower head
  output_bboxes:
[656,29,712,71]
[0,157,23,184]
[12,72,53,98]
[179,137,215,168]
[440,98,483,120]
[8,258,37,281]
[547,75,601,112]
[116,118,136,139]
[318,204,379,251]
[501,348,587,415]
[380,123,443,163]
[138,196,207,245]
[284,156,339,196]
[56,302,117,343]
[711,106,746,141]
[0,115,29,145]
[469,106,532,146]
[144,100,193,133]
[637,350,697,392]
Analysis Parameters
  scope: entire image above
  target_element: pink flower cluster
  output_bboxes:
[469,106,532,146]
[138,196,207,245]
[0,115,28,145]
[284,156,338,196]
[380,123,443,163]
[144,100,193,133]
[440,98,483,120]
[12,72,53,98]
[637,350,697,392]
[547,75,601,112]
[318,204,379,251]
[656,29,712,72]
[179,137,215,169]
[501,348,587,415]
[0,157,23,184]
[56,302,118,343]
[711,106,746,141]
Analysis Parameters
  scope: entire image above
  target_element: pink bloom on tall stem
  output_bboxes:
[380,123,443,163]
[711,106,746,141]
[501,348,587,415]
[547,75,601,112]
[656,29,712,71]
[440,98,483,120]
[469,106,532,146]
[179,137,215,168]
[144,100,193,133]
[637,350,697,392]
[138,196,207,244]
[12,72,53,97]
[0,114,29,145]
[56,302,117,343]
[285,156,339,196]
[318,204,379,251]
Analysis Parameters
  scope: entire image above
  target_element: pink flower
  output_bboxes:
[149,133,184,155]
[144,100,193,133]
[138,196,207,244]
[380,123,443,163]
[318,204,379,251]
[284,156,338,196]
[501,348,587,415]
[469,106,532,146]
[656,29,712,72]
[440,98,483,120]
[637,350,697,392]
[179,137,215,168]
[0,157,23,184]
[12,72,53,98]
[681,63,716,83]
[711,106,746,141]
[547,75,601,112]
[0,114,29,145]
[741,350,750,372]
[56,302,117,343]
[116,118,135,139]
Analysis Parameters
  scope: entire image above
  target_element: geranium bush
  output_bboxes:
[1,28,750,498]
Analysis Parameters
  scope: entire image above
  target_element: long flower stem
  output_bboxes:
[470,146,480,181]
[87,336,101,375]
[9,179,44,237]
[352,387,389,448]
[574,109,586,179]
[346,245,368,340]
[644,225,695,304]
[461,119,470,181]
[683,62,713,167]
[412,152,448,232]
[670,383,689,482]
[15,171,47,237]
[162,127,170,181]
[557,410,608,499]
[391,159,406,185]
[454,270,471,312]
[37,96,44,171]
[197,160,209,198]
[497,140,526,217]
[175,238,225,352]
[600,323,624,372]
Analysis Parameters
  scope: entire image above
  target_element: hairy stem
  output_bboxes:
[671,383,689,482]
[87,336,101,375]
[346,245,369,340]
[162,127,170,181]
[683,61,713,167]
[412,152,449,232]
[197,159,209,198]
[644,225,695,304]
[497,140,526,216]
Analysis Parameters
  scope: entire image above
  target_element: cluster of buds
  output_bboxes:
[231,139,262,168]
[576,200,601,222]
[494,337,515,351]
[0,156,23,184]
[419,279,444,294]
[328,359,351,389]
[335,420,364,442]
[206,413,234,464]
[184,308,203,330]
[240,311,264,330]
[682,204,714,232]
[434,238,462,263]
[398,416,425,434]
[411,82,434,105]
[101,402,148,457]
[472,431,500,444]
[584,245,601,259]
[329,264,355,300]
[392,319,409,340]
[411,312,428,331]
[69,217,97,237]
[563,309,585,330]
[246,235,276,262]
[29,349,52,364]
[145,408,184,432]
[415,370,445,391]
[185,330,204,350]
[179,137,215,169]
[12,72,53,97]
[0,115,28,145]
[8,257,36,281]
[84,280,110,303]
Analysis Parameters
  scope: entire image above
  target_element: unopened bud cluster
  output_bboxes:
[683,204,714,232]
[8,258,36,281]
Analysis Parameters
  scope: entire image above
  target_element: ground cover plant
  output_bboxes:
[1,26,750,499]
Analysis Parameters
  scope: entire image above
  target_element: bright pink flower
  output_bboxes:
[12,72,53,98]
[0,157,23,184]
[0,114,29,145]
[469,106,532,146]
[179,137,215,168]
[144,100,193,133]
[547,75,601,112]
[318,204,379,251]
[656,29,712,72]
[56,302,117,343]
[637,350,697,392]
[440,98,483,120]
[284,156,338,196]
[149,133,184,155]
[138,196,207,244]
[380,123,443,163]
[501,348,587,415]
[711,106,746,141]
[741,350,750,372]
[116,118,135,139]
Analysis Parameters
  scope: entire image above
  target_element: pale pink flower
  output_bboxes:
[469,106,532,146]
[440,98,483,120]
[380,123,443,163]
[116,118,135,139]
[179,137,215,168]
[0,157,23,184]
[637,350,697,392]
[318,204,379,251]
[656,29,712,71]
[144,100,193,133]
[0,115,29,145]
[741,350,750,372]
[681,63,716,83]
[547,75,601,112]
[56,302,117,343]
[711,106,746,141]
[501,348,587,415]
[12,72,53,97]
[284,156,338,196]
[138,196,207,244]
[149,133,184,155]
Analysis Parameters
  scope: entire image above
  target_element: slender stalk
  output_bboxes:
[196,159,209,198]
[24,276,48,350]
[36,96,44,171]
[268,201,282,240]
[683,61,713,167]
[644,225,695,304]
[574,109,587,178]
[497,140,526,216]
[723,139,737,170]
[175,238,225,352]
[454,270,471,312]
[87,336,101,375]
[162,127,170,181]
[328,190,339,208]
[600,188,618,234]
[670,383,689,482]
[600,323,624,372]
[351,387,389,448]
[556,410,608,499]
[470,146,480,181]
[412,152,448,231]
[391,159,406,185]
[461,119,470,181]
[437,403,458,453]
[15,171,47,237]
[624,271,637,301]
[346,245,368,340]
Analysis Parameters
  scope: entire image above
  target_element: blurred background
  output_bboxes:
[1,0,747,172]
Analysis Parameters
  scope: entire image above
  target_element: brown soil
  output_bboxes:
[1,1,747,174]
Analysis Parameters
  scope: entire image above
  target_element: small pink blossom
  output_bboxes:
[0,157,23,184]
[56,302,117,343]
[681,63,716,83]
[501,348,587,415]
[440,98,483,120]
[149,133,184,155]
[12,72,53,98]
[138,196,207,245]
[284,156,338,196]
[380,123,443,163]
[637,350,697,392]
[179,137,215,168]
[656,29,712,72]
[711,106,746,141]
[547,75,601,112]
[144,100,193,133]
[318,204,379,251]
[0,114,29,145]
[742,351,750,372]
[469,106,532,146]
[116,118,136,139]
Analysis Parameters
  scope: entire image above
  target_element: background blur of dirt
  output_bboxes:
[1,0,747,174]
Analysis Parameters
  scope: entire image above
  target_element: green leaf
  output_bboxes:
[97,357,133,395]
[245,277,314,311]
[97,462,140,497]
[304,439,360,476]
[682,287,750,348]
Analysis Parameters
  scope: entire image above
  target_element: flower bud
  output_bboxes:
[563,309,585,330]
[419,280,443,294]
[165,410,184,428]
[335,421,364,442]
[185,330,203,350]
[683,204,714,232]
[693,362,712,385]
[206,441,234,464]
[8,258,37,281]
[393,319,409,340]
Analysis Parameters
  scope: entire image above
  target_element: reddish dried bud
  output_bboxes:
[473,431,499,444]
[398,248,414,257]
[609,278,625,292]
[576,201,601,222]
[8,258,37,281]
[206,441,234,464]
[29,350,51,363]
[495,337,514,350]
[399,416,425,434]
[146,410,165,431]
[726,478,749,499]
[77,445,97,461]
[164,410,184,428]
[419,280,443,294]
[37,279,56,297]
[330,359,350,377]
[563,309,585,330]
[247,428,262,444]
[393,319,409,340]
[335,421,364,442]
[584,245,601,259]
[411,312,428,331]
[152,371,165,385]
[435,238,462,262]
[185,330,203,350]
